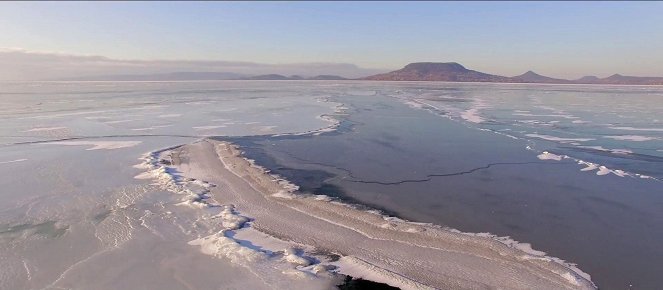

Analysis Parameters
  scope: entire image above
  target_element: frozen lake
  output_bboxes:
[1,81,661,289]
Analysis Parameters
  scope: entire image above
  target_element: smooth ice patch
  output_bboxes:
[579,146,633,154]
[131,125,173,131]
[603,135,658,142]
[158,114,182,118]
[609,126,663,132]
[24,110,112,120]
[257,126,277,132]
[0,159,28,165]
[526,134,594,143]
[103,119,137,124]
[403,100,425,109]
[460,99,490,124]
[193,125,227,130]
[460,108,485,123]
[23,127,67,132]
[45,141,142,150]
[513,113,579,119]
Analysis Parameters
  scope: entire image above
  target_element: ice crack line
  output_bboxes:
[1,134,202,147]
[346,161,556,185]
[260,148,556,186]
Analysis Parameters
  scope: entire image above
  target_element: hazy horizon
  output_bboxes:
[2,3,663,288]
[1,2,663,80]
[3,48,663,82]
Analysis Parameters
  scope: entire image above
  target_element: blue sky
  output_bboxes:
[1,1,662,78]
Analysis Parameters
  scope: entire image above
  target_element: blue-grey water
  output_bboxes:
[0,81,661,289]
[230,83,663,290]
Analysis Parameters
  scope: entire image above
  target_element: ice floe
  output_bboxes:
[579,146,633,154]
[513,113,579,119]
[533,149,647,179]
[537,151,564,161]
[609,126,663,132]
[603,135,658,142]
[526,134,595,143]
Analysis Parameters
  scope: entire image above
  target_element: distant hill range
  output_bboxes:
[241,74,348,80]
[513,71,572,84]
[58,62,663,85]
[362,62,663,85]
[62,72,347,81]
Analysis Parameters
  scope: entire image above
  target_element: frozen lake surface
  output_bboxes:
[0,81,661,289]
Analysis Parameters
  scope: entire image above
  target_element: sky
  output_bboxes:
[1,1,663,80]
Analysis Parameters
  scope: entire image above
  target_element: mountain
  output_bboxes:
[362,62,515,82]
[55,63,663,85]
[513,71,571,84]
[363,62,663,85]
[308,75,348,80]
[245,74,291,80]
[242,74,348,80]
[575,76,601,83]
[596,74,663,85]
[571,74,663,85]
[63,72,348,81]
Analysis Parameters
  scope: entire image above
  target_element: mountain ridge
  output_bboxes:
[512,71,572,84]
[362,62,663,85]
[58,72,348,81]
[54,62,663,85]
[363,62,515,82]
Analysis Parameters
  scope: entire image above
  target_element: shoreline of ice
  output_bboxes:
[134,138,597,290]
[133,143,341,289]
[271,97,348,137]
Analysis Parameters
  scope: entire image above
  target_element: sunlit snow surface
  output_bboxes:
[0,81,661,289]
[0,81,340,290]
